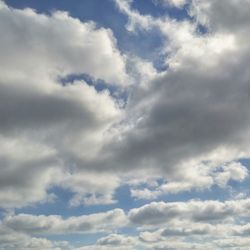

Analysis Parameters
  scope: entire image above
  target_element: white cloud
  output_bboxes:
[75,246,135,250]
[128,199,250,226]
[0,0,250,243]
[0,0,250,210]
[156,0,188,8]
[97,234,137,246]
[60,171,121,206]
[131,162,248,200]
[0,77,122,207]
[0,2,129,85]
[108,0,250,196]
[114,0,154,31]
[0,224,65,250]
[0,136,60,208]
[4,209,127,235]
[0,0,127,207]
[214,162,248,187]
[2,203,250,250]
[214,236,250,249]
[2,0,250,248]
[74,234,141,250]
[190,0,250,34]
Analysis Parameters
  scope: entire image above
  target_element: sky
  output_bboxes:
[0,0,250,249]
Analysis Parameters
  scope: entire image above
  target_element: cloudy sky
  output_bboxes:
[1,0,250,249]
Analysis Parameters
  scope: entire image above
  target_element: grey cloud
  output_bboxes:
[0,225,64,250]
[2,0,250,248]
[0,1,127,208]
[95,1,250,192]
[0,81,98,133]
[110,50,250,174]
[4,209,127,234]
[128,199,250,226]
[191,0,250,33]
[97,234,136,246]
[214,237,250,249]
[161,226,210,237]
[1,0,250,210]
[129,201,183,225]
[0,135,60,207]
[93,0,250,195]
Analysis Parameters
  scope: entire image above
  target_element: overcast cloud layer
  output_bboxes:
[1,0,250,249]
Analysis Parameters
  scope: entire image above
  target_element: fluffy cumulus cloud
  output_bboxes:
[2,197,250,249]
[113,0,250,174]
[4,209,127,234]
[0,0,127,208]
[0,224,67,250]
[0,0,128,85]
[74,234,139,250]
[1,0,250,249]
[129,199,250,226]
